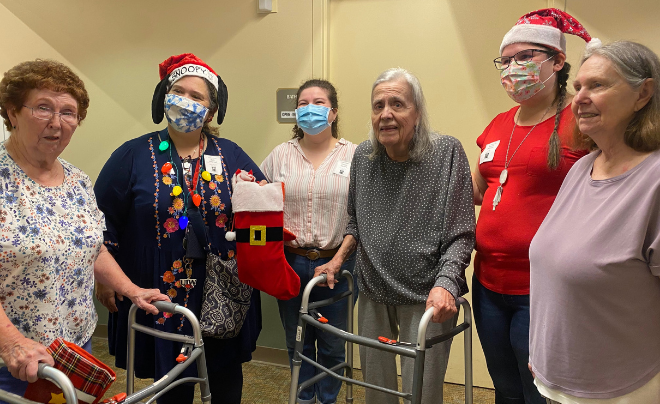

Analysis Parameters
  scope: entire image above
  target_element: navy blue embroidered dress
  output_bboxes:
[94,129,263,382]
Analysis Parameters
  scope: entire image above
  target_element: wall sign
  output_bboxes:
[276,88,298,124]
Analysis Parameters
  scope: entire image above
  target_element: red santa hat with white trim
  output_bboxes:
[500,8,601,55]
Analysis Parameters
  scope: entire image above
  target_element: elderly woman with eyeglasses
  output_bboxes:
[470,9,594,404]
[0,59,167,398]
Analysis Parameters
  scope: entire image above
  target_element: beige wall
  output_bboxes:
[2,0,659,391]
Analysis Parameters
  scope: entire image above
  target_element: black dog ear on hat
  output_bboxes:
[152,78,169,124]
[216,75,228,125]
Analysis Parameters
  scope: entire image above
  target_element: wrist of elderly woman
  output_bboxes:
[121,284,143,302]
[0,326,25,355]
[433,277,459,300]
[0,332,50,368]
[329,256,345,273]
[0,334,54,382]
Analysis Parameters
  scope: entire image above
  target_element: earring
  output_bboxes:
[12,126,16,129]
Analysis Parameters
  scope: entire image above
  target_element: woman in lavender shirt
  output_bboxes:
[529,41,660,403]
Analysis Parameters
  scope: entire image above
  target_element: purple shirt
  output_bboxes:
[529,149,660,399]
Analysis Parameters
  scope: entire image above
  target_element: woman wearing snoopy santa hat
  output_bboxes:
[94,53,265,404]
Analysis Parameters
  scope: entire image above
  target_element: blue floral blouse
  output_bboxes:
[0,142,104,347]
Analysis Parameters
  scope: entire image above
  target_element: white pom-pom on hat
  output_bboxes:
[225,231,236,241]
[585,37,603,52]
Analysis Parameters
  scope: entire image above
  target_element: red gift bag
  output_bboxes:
[23,338,116,404]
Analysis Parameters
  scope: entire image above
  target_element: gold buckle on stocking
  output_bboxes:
[249,225,267,246]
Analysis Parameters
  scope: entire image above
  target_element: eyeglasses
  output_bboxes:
[22,105,79,125]
[493,49,556,70]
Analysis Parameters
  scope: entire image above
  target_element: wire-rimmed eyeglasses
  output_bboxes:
[22,105,79,125]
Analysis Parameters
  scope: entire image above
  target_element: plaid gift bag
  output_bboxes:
[23,338,116,404]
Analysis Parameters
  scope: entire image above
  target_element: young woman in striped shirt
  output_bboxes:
[260,79,357,404]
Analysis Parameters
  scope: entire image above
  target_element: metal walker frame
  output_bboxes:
[0,301,210,404]
[288,270,473,404]
[124,301,211,404]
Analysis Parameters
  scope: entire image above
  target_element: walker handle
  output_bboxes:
[152,301,179,314]
[37,363,79,404]
[418,297,471,349]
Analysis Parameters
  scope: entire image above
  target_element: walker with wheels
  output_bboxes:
[288,270,473,404]
[0,301,210,404]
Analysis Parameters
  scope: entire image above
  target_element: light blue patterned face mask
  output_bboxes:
[164,94,209,133]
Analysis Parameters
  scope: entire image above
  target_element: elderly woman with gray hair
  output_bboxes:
[314,68,475,404]
[529,41,660,403]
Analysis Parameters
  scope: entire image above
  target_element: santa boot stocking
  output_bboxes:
[226,169,299,300]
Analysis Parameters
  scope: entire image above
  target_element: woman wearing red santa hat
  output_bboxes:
[470,9,596,404]
[94,54,265,404]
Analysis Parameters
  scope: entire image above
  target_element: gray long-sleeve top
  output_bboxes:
[346,136,475,305]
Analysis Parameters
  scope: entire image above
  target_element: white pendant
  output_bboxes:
[499,169,508,185]
[493,186,502,211]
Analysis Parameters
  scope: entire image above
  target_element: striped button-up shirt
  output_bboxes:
[260,138,357,250]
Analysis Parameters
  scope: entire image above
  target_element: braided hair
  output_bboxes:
[547,60,571,170]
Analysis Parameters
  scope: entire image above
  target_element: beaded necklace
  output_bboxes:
[159,134,212,230]
[154,131,233,330]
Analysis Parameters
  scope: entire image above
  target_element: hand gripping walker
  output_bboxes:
[288,270,473,404]
[0,301,211,404]
[0,361,78,404]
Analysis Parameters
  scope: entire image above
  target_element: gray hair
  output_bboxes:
[576,41,660,152]
[368,68,435,161]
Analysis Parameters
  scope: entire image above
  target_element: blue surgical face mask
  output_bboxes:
[164,94,209,133]
[295,104,332,136]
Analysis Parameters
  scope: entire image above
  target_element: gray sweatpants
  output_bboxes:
[358,292,456,404]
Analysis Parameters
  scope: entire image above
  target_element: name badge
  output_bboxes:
[479,140,500,164]
[333,160,351,177]
[205,155,223,175]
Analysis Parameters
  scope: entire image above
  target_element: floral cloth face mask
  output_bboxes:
[164,94,209,133]
[500,57,556,103]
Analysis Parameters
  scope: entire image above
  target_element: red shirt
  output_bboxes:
[475,105,587,294]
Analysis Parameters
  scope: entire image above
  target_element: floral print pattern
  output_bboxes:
[215,214,228,228]
[0,143,104,346]
[204,140,232,225]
